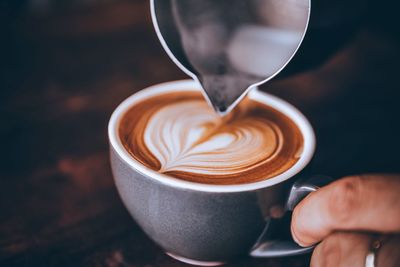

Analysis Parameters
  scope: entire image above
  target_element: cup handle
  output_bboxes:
[250,175,333,257]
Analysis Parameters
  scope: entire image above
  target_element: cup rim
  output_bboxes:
[108,79,315,193]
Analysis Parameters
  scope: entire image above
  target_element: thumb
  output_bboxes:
[291,174,400,247]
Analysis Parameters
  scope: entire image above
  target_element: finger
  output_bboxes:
[311,232,372,267]
[291,174,400,246]
[376,235,400,267]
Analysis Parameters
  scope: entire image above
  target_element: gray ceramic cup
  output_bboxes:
[108,80,329,266]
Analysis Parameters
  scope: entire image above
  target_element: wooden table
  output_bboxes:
[1,1,399,266]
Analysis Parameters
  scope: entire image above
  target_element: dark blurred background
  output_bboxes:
[0,0,399,266]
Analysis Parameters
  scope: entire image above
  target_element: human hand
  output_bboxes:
[291,175,400,266]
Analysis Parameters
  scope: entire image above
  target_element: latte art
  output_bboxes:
[145,100,284,175]
[120,91,303,185]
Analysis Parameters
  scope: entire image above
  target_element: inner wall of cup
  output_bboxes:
[110,80,315,191]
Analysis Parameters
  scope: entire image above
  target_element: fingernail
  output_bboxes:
[291,223,307,247]
[291,209,308,247]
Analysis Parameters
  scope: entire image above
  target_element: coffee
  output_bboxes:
[119,90,303,185]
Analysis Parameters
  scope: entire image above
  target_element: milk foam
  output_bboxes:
[144,100,283,175]
[120,91,303,185]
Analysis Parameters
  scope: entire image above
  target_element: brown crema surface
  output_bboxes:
[119,91,303,185]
